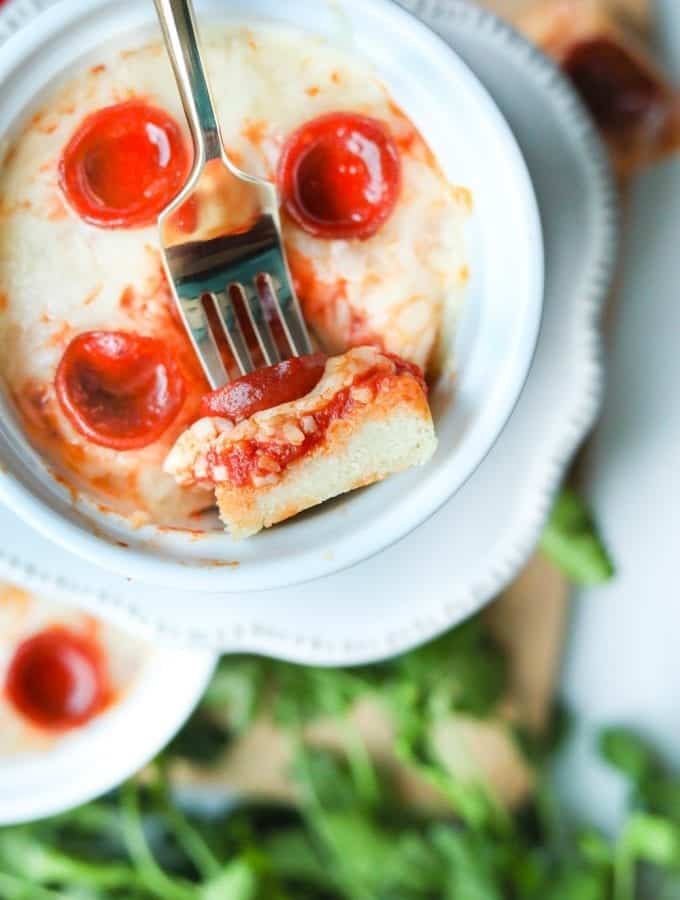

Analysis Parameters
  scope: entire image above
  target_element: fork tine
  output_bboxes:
[210,288,255,376]
[234,282,280,367]
[176,295,228,389]
[276,270,313,356]
[256,273,312,358]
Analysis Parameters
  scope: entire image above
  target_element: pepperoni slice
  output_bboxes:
[277,112,401,240]
[562,38,665,137]
[56,331,186,450]
[5,626,110,731]
[59,101,191,228]
[200,353,327,423]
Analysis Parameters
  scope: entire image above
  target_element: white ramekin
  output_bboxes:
[0,596,216,825]
[0,0,543,592]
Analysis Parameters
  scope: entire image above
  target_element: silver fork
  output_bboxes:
[153,0,312,388]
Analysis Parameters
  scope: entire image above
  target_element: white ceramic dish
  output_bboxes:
[0,0,543,592]
[0,600,215,826]
[0,0,617,664]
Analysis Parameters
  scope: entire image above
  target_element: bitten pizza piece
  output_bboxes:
[518,0,680,175]
[165,347,437,539]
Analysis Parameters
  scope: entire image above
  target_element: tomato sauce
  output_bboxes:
[206,381,356,488]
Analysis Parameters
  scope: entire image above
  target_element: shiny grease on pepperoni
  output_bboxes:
[59,101,191,228]
[200,354,327,423]
[5,626,111,731]
[56,331,186,450]
[277,112,401,240]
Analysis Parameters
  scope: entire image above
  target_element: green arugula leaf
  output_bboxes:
[599,730,658,785]
[199,860,258,900]
[263,829,339,891]
[201,658,267,734]
[620,814,680,867]
[167,713,232,766]
[541,868,610,900]
[430,825,504,900]
[540,490,615,585]
[269,664,371,731]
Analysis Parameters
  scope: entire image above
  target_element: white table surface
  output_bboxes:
[557,0,680,831]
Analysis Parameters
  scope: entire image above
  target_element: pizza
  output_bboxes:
[0,25,469,534]
[165,347,436,538]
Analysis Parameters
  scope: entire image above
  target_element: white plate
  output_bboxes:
[0,0,543,592]
[0,0,617,664]
[0,600,215,825]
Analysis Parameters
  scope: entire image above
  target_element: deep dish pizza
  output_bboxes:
[0,25,470,535]
[0,583,147,756]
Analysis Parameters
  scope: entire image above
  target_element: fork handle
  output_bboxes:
[153,0,224,164]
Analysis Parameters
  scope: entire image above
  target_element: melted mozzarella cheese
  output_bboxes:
[0,25,469,525]
[0,583,148,757]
